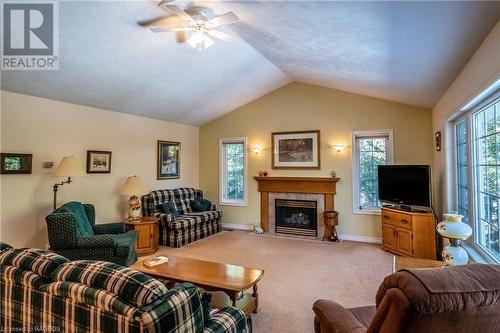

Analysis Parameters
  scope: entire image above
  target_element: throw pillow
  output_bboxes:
[60,202,94,237]
[157,201,179,217]
[191,198,212,212]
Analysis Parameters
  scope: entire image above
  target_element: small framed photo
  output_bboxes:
[158,141,181,179]
[272,130,321,169]
[86,150,112,174]
[0,153,32,174]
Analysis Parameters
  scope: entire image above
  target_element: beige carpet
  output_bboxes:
[145,231,393,333]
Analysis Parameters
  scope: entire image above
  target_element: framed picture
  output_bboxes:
[272,130,320,169]
[86,150,112,174]
[158,141,181,179]
[0,153,32,174]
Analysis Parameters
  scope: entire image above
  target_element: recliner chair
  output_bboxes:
[313,263,500,333]
[46,201,137,266]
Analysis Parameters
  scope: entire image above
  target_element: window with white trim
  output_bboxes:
[352,130,394,214]
[453,92,500,262]
[219,137,247,206]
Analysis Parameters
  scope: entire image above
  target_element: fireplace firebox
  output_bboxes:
[275,199,317,237]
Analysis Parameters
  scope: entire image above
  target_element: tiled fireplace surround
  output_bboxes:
[269,193,325,240]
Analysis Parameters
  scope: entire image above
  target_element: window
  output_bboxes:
[455,119,469,224]
[352,130,394,214]
[219,137,247,206]
[453,93,500,262]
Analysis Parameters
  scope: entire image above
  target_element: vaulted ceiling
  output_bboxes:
[2,1,499,125]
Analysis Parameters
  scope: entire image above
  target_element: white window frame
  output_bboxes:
[352,129,394,215]
[450,90,500,264]
[219,137,248,207]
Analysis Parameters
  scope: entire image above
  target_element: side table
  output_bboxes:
[124,216,160,256]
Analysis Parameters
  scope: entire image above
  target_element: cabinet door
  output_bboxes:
[382,224,397,250]
[136,224,152,250]
[396,228,413,256]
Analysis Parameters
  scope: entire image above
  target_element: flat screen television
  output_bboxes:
[378,165,432,209]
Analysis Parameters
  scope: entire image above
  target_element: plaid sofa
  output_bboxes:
[0,243,251,333]
[142,188,222,247]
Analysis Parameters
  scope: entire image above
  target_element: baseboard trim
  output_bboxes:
[222,223,253,231]
[222,224,382,244]
[339,234,382,244]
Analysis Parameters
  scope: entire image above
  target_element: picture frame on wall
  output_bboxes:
[272,130,321,169]
[158,141,181,179]
[86,150,112,174]
[0,153,32,174]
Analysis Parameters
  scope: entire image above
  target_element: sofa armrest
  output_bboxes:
[204,307,250,333]
[313,300,366,333]
[46,212,78,250]
[154,212,175,224]
[94,222,125,235]
[76,235,115,248]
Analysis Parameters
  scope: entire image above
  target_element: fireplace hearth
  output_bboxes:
[275,199,317,237]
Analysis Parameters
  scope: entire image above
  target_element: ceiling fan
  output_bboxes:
[142,0,240,50]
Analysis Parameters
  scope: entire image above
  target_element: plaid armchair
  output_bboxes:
[45,202,137,266]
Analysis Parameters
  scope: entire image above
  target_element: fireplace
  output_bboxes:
[275,199,317,237]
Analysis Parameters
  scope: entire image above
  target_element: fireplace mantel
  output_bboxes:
[254,176,340,232]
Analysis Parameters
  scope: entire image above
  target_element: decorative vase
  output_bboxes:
[437,214,472,266]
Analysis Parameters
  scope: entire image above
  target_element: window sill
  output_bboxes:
[352,209,381,216]
[463,243,499,264]
[219,202,248,207]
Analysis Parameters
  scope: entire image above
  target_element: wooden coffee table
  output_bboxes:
[131,256,264,314]
[392,255,445,273]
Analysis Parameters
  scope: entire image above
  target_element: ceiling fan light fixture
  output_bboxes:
[187,30,214,51]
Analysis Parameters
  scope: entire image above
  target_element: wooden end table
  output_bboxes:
[131,256,264,315]
[124,216,160,256]
[392,255,445,273]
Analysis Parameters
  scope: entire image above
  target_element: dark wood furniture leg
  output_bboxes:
[252,284,259,313]
[230,291,238,307]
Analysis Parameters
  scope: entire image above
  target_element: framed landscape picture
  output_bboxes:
[0,153,32,174]
[86,150,112,173]
[158,141,180,179]
[272,130,320,169]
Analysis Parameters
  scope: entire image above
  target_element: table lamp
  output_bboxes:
[120,176,148,220]
[436,213,472,265]
[53,156,86,210]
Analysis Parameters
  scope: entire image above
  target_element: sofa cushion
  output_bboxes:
[191,198,212,212]
[41,281,137,316]
[0,242,13,252]
[0,248,69,278]
[157,201,179,218]
[60,201,94,236]
[52,260,168,307]
[1,265,50,288]
[170,211,222,231]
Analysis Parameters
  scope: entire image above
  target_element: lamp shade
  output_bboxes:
[120,176,148,196]
[53,156,85,177]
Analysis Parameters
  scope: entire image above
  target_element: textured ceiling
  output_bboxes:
[2,1,500,125]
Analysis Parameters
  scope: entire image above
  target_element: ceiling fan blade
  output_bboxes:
[207,29,236,42]
[207,12,239,29]
[157,0,174,6]
[151,27,192,32]
[161,4,194,23]
[139,16,173,28]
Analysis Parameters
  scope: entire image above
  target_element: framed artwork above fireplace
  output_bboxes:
[272,130,320,169]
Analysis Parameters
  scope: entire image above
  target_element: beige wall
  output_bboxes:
[432,22,500,216]
[199,82,433,240]
[0,91,199,248]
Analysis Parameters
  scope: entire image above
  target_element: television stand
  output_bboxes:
[381,207,436,260]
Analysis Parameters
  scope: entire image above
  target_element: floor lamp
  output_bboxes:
[53,156,85,210]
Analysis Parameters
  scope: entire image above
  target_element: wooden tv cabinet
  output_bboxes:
[381,207,437,260]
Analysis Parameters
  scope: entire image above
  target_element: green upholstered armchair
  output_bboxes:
[45,202,138,266]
